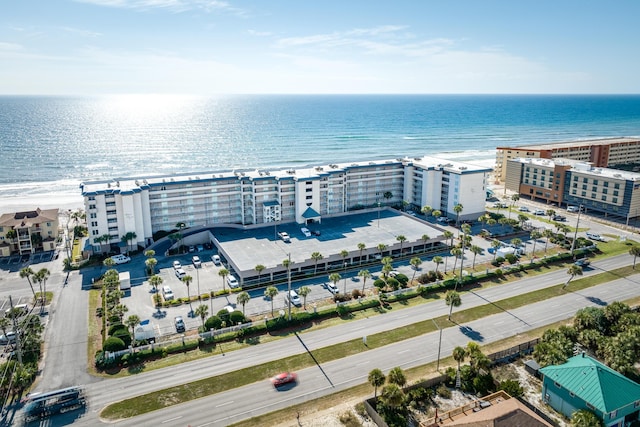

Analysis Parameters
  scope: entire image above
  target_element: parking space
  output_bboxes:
[0,296,33,315]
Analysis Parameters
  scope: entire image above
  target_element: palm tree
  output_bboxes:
[311,252,323,274]
[443,230,454,247]
[144,249,155,258]
[114,303,128,322]
[145,257,157,276]
[491,239,502,261]
[19,267,36,300]
[452,346,467,373]
[329,273,341,294]
[264,286,278,315]
[511,238,522,252]
[195,304,208,329]
[358,269,371,293]
[470,245,482,269]
[149,274,163,294]
[340,249,349,267]
[564,264,583,288]
[125,314,141,347]
[380,384,405,409]
[35,268,50,312]
[450,247,462,273]
[368,368,385,399]
[432,209,442,222]
[446,290,462,320]
[396,235,407,255]
[530,230,542,257]
[453,203,464,231]
[571,409,603,427]
[630,246,640,269]
[218,268,229,292]
[254,264,265,283]
[543,229,554,253]
[546,209,556,220]
[182,275,193,314]
[0,317,10,341]
[433,256,443,275]
[387,366,407,390]
[236,291,250,315]
[298,286,311,308]
[508,194,520,219]
[383,191,393,204]
[357,243,366,265]
[421,234,430,249]
[410,257,422,282]
[175,222,186,252]
[376,243,387,259]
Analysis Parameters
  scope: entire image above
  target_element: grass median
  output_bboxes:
[100,261,638,420]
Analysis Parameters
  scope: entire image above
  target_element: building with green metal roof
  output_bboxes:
[540,353,640,426]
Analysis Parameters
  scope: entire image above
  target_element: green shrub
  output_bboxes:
[229,310,245,325]
[505,253,518,264]
[498,379,524,397]
[108,323,126,336]
[436,384,452,399]
[112,329,132,346]
[394,273,409,285]
[217,309,231,324]
[373,279,386,289]
[103,336,126,352]
[205,315,222,330]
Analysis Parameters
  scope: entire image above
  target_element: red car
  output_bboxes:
[271,372,297,387]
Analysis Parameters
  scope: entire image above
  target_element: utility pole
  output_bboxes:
[570,205,583,256]
[287,253,292,321]
[433,319,442,371]
[8,296,22,365]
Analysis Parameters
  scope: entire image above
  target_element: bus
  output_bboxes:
[23,386,86,421]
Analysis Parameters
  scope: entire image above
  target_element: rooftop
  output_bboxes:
[497,136,640,151]
[509,157,640,181]
[540,354,640,414]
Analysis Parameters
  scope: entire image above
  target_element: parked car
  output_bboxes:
[196,244,204,252]
[110,254,131,265]
[188,246,195,253]
[300,227,311,237]
[227,275,239,288]
[311,230,321,236]
[567,205,583,213]
[175,268,186,279]
[172,260,182,270]
[534,209,546,215]
[388,270,400,277]
[518,206,530,212]
[271,372,297,387]
[192,256,202,268]
[162,286,174,300]
[436,216,450,224]
[323,282,339,294]
[286,290,302,307]
[586,232,605,242]
[174,316,186,333]
[211,254,221,265]
[0,331,16,345]
[553,215,567,222]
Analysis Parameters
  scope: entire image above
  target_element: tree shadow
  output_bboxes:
[458,325,485,342]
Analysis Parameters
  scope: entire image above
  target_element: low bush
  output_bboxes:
[436,384,452,399]
[103,336,126,352]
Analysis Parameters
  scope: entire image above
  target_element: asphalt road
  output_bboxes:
[22,252,636,426]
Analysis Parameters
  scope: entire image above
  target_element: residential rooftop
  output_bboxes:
[510,157,640,181]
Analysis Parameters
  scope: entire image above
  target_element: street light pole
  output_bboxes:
[433,319,442,371]
[196,267,200,300]
[377,202,381,228]
[343,262,348,294]
[570,204,583,256]
[287,253,292,321]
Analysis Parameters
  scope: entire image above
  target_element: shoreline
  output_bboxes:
[0,158,497,215]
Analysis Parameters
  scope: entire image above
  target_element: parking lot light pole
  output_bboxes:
[196,267,200,300]
[343,262,348,294]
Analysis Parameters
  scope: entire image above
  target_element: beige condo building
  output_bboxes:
[0,208,59,257]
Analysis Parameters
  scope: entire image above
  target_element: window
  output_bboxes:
[582,184,588,190]
[613,190,619,196]
[593,179,599,185]
[554,382,561,388]
[613,198,618,203]
[610,410,617,419]
[89,204,96,210]
[604,181,609,187]
[614,183,620,189]
[582,191,587,197]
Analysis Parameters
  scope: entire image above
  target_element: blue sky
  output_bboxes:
[1,0,639,95]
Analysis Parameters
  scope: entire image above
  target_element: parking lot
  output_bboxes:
[0,250,56,270]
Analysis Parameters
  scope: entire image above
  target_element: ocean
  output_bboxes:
[1,94,639,213]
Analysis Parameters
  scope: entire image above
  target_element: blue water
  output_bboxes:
[0,94,639,201]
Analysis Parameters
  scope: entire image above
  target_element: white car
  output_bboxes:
[226,275,239,288]
[301,227,311,237]
[286,290,302,307]
[518,206,530,212]
[534,209,546,215]
[388,270,400,277]
[323,282,339,294]
[175,268,187,279]
[110,254,131,265]
[162,285,174,300]
[172,260,182,270]
[192,256,202,268]
[586,232,605,242]
[211,254,221,265]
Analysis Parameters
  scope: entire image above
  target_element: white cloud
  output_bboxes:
[61,27,102,38]
[247,30,272,37]
[0,42,23,51]
[74,0,243,14]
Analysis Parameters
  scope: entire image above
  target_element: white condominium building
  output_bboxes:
[80,157,490,252]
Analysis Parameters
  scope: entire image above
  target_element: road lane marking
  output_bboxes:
[216,400,234,407]
[398,349,411,354]
[162,416,183,423]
